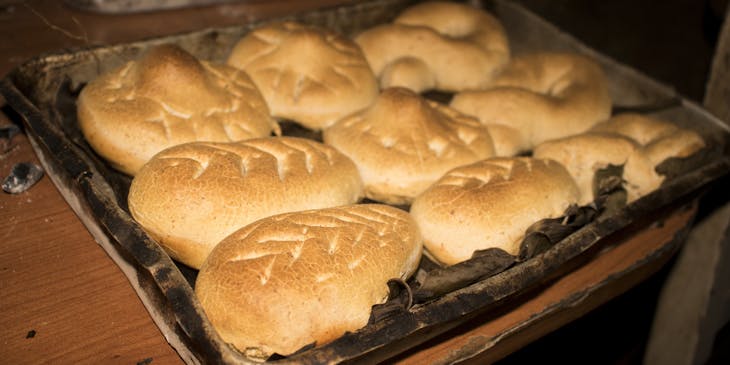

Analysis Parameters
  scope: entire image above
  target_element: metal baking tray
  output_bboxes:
[2,0,729,363]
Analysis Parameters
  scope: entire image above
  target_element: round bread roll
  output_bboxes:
[77,44,278,175]
[195,204,423,359]
[323,87,495,205]
[410,157,580,265]
[226,21,379,130]
[534,113,706,205]
[450,52,612,156]
[354,1,509,93]
[128,137,364,269]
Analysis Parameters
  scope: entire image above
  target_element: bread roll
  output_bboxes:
[128,137,364,269]
[533,113,705,205]
[589,113,705,166]
[77,44,278,175]
[227,21,379,130]
[533,133,654,206]
[195,204,423,359]
[450,52,612,156]
[410,157,580,265]
[323,87,495,205]
[355,1,509,93]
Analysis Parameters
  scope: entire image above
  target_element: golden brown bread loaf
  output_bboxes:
[354,1,509,93]
[323,87,495,205]
[127,137,364,269]
[77,44,278,175]
[450,52,612,156]
[227,21,379,130]
[533,133,654,206]
[195,204,423,359]
[589,113,706,167]
[533,113,705,205]
[409,157,580,265]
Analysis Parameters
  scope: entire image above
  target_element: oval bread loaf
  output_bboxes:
[410,157,580,265]
[128,136,364,269]
[450,52,612,156]
[195,204,423,359]
[77,44,278,175]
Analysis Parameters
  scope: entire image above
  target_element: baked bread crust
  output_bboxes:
[451,52,612,156]
[227,21,379,130]
[533,133,651,205]
[533,113,705,205]
[195,204,423,359]
[128,137,364,269]
[355,1,509,93]
[77,44,278,175]
[323,87,495,205]
[409,157,580,265]
[589,113,706,166]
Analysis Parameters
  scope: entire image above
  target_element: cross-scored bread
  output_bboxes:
[227,21,379,130]
[128,136,364,269]
[195,204,423,359]
[323,87,495,205]
[410,157,580,265]
[77,44,278,175]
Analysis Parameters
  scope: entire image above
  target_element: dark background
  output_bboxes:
[496,0,729,363]
[516,0,726,103]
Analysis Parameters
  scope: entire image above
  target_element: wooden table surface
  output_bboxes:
[0,1,702,364]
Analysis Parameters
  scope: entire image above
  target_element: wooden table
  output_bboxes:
[0,2,703,364]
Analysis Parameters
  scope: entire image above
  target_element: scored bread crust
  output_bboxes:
[450,52,612,156]
[355,1,509,93]
[195,204,423,359]
[323,87,495,205]
[409,157,580,265]
[77,44,278,175]
[127,137,364,269]
[226,21,379,130]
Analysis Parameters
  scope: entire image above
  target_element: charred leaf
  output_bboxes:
[368,278,414,324]
[412,248,514,304]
